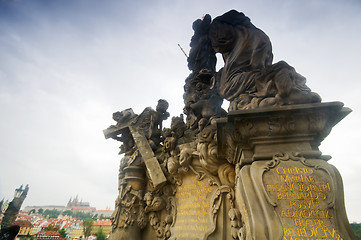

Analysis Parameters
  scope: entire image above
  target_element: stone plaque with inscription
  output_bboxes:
[223,103,356,240]
[170,174,216,240]
[263,159,344,239]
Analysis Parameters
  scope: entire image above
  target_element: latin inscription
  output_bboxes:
[265,164,343,240]
[170,174,215,240]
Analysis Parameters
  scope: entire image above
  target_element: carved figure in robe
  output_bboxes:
[209,10,321,110]
[184,14,226,130]
[187,14,216,73]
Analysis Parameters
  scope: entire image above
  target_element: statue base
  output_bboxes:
[107,102,356,240]
[216,102,356,240]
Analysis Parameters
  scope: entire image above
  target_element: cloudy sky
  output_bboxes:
[1,0,361,222]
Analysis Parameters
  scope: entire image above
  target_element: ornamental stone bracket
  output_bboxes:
[216,102,351,167]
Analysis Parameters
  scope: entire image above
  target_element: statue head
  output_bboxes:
[192,14,212,34]
[171,115,186,139]
[112,108,135,126]
[144,192,153,206]
[212,10,251,27]
[156,99,169,113]
[164,136,176,152]
[209,10,253,53]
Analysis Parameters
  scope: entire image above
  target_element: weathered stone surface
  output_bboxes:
[129,125,167,189]
[104,10,356,240]
[170,174,216,239]
[263,159,341,239]
[217,103,355,240]
[209,10,321,111]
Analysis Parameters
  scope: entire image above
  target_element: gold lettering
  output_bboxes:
[266,184,274,191]
[282,226,345,239]
[289,199,319,209]
[277,167,286,174]
[173,177,215,238]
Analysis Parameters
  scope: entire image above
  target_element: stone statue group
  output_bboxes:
[104,10,355,240]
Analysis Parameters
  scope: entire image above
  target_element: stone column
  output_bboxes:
[109,165,146,240]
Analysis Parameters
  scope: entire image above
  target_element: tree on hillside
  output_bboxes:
[38,208,44,214]
[94,227,106,240]
[43,209,61,219]
[351,223,361,239]
[44,224,59,231]
[99,214,109,220]
[44,224,54,231]
[83,218,93,239]
[74,211,94,220]
[58,228,67,238]
[62,210,73,217]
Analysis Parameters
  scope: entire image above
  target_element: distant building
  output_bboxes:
[35,230,63,240]
[23,196,113,227]
[16,211,32,221]
[69,206,96,214]
[95,209,113,218]
[91,219,112,235]
[67,220,83,240]
[66,196,96,214]
[30,218,47,235]
[66,196,90,208]
[14,220,34,236]
[24,195,97,214]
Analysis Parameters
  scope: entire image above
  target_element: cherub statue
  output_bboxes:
[143,192,166,213]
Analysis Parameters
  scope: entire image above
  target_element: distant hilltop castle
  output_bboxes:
[66,195,90,208]
[23,196,113,217]
[23,195,100,214]
[65,196,96,213]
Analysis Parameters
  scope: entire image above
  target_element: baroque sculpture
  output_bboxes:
[104,10,356,240]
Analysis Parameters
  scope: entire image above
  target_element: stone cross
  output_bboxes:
[103,110,167,189]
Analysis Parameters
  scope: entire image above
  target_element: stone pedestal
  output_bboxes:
[217,102,356,240]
